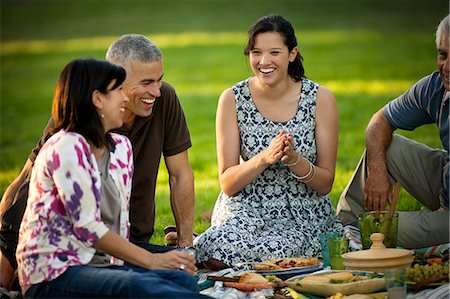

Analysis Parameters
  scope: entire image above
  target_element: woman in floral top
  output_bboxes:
[16,58,206,298]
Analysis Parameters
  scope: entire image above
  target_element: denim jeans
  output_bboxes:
[25,265,210,298]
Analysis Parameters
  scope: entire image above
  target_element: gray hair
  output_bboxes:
[105,34,163,67]
[436,14,449,48]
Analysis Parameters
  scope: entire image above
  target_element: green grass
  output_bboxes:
[0,0,446,244]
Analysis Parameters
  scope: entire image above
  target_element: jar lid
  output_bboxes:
[342,233,413,261]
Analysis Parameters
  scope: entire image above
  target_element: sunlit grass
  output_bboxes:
[1,0,445,245]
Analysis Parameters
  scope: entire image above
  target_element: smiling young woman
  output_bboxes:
[194,14,343,269]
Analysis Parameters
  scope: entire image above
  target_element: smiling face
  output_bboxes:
[121,59,163,126]
[99,80,129,132]
[249,31,298,86]
[437,33,449,91]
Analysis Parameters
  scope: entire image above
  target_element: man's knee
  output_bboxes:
[386,134,410,162]
[398,210,449,248]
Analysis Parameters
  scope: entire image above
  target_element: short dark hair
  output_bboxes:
[244,14,305,82]
[106,34,162,68]
[52,58,126,148]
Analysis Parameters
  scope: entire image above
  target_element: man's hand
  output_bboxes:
[364,171,391,211]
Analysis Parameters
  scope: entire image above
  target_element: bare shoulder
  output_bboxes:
[219,87,235,103]
[316,85,336,104]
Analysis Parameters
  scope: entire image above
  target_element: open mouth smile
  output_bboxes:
[259,68,275,75]
[141,98,156,104]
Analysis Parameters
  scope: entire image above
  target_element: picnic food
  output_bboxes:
[253,257,320,270]
[274,287,309,299]
[239,272,268,284]
[300,272,358,284]
[412,250,449,266]
[406,262,449,283]
[224,273,276,292]
[286,271,385,297]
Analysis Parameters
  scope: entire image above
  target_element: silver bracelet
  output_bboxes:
[290,158,313,180]
[283,154,301,167]
[300,163,316,183]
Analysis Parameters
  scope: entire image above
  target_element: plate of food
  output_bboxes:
[250,257,323,280]
[285,270,385,297]
[219,272,278,292]
[406,253,449,290]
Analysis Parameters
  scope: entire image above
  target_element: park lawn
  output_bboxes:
[0,0,445,244]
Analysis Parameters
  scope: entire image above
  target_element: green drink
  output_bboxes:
[358,211,398,249]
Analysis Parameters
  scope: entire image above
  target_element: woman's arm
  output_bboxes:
[216,88,285,196]
[289,86,338,195]
[94,231,197,274]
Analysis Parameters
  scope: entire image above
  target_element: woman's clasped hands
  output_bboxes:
[265,130,300,166]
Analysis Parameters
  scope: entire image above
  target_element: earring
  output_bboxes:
[101,113,105,118]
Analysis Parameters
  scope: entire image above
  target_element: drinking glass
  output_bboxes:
[319,232,340,267]
[329,237,349,270]
[384,268,407,299]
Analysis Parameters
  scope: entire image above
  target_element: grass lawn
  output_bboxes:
[0,0,446,244]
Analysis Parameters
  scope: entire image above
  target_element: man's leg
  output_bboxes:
[132,241,175,253]
[336,151,369,225]
[337,134,444,223]
[0,252,15,289]
[0,181,29,290]
[397,209,449,248]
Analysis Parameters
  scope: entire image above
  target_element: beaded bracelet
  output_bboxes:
[290,158,313,180]
[283,154,301,167]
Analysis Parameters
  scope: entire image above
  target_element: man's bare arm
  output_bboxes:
[364,108,395,211]
[165,151,195,246]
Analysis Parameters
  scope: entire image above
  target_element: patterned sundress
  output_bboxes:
[194,78,343,266]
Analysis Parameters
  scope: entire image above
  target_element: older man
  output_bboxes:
[0,34,195,289]
[337,15,449,249]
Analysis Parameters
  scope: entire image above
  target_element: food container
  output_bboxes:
[358,211,398,249]
[286,270,386,297]
[342,233,413,273]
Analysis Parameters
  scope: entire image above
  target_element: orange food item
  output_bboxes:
[427,258,443,265]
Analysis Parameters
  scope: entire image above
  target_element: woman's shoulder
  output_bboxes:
[231,78,251,91]
[109,133,132,148]
[302,78,334,101]
[301,77,320,90]
[46,130,89,149]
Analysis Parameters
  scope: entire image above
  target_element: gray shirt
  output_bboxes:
[384,71,449,207]
[89,150,121,266]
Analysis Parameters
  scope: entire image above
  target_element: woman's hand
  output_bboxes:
[281,132,299,164]
[149,250,197,275]
[95,231,198,275]
[263,131,287,165]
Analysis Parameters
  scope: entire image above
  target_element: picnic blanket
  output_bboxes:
[197,225,449,299]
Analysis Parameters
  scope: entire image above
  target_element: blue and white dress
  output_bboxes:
[194,78,343,266]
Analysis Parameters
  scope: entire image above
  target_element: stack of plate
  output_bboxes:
[342,233,413,273]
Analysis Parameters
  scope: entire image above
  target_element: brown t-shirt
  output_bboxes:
[28,81,192,242]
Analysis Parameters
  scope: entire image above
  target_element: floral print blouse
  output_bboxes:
[16,130,134,288]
